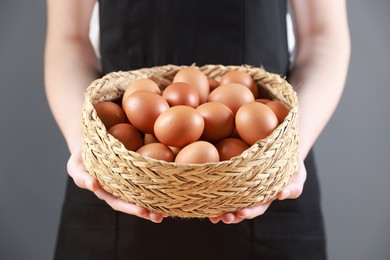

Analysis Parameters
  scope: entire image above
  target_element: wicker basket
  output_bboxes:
[81,64,299,218]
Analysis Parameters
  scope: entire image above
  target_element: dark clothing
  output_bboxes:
[98,0,290,75]
[55,1,327,259]
[55,151,326,260]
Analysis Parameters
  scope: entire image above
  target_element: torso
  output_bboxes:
[54,2,327,259]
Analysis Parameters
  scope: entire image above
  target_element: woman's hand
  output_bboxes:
[67,146,165,223]
[209,202,273,224]
[209,160,306,224]
[277,159,307,200]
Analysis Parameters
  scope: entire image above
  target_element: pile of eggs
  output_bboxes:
[94,67,289,164]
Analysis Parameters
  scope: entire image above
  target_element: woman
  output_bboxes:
[45,0,350,259]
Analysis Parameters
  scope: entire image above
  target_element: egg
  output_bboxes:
[235,102,279,145]
[255,98,272,104]
[123,90,170,134]
[136,143,175,162]
[122,78,161,105]
[215,138,250,161]
[175,141,219,164]
[207,83,255,115]
[196,102,234,142]
[208,77,220,91]
[169,146,181,156]
[266,100,290,124]
[108,123,143,151]
[94,101,128,129]
[144,133,159,144]
[219,70,258,98]
[173,67,210,104]
[162,82,200,108]
[154,106,204,147]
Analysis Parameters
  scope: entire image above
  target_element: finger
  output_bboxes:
[94,188,147,216]
[236,201,272,219]
[209,216,222,224]
[94,188,164,223]
[220,213,235,224]
[72,171,98,192]
[220,213,245,224]
[210,214,243,224]
[67,155,98,192]
[278,162,307,200]
[211,201,273,224]
[149,212,164,223]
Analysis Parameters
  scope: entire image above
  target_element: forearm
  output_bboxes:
[44,40,99,153]
[44,0,98,153]
[289,0,351,160]
[289,37,350,159]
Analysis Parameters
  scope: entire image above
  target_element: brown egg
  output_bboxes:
[169,146,181,156]
[196,102,234,142]
[173,67,210,104]
[154,106,204,147]
[123,90,170,134]
[136,143,175,162]
[255,98,272,104]
[266,100,290,124]
[94,101,128,129]
[162,82,200,108]
[144,133,159,144]
[108,123,143,151]
[219,70,258,98]
[175,141,219,164]
[235,102,278,145]
[215,138,250,161]
[122,78,161,105]
[208,83,255,115]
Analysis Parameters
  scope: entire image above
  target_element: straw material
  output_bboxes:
[81,64,299,218]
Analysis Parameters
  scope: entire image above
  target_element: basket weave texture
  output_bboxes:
[81,64,299,218]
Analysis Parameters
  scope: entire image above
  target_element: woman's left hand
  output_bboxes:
[209,160,306,224]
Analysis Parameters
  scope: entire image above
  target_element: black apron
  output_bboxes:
[55,1,327,259]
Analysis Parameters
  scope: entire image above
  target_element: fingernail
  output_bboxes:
[85,179,94,191]
[237,209,246,218]
[150,213,163,223]
[222,214,234,224]
[209,217,220,224]
[281,189,291,200]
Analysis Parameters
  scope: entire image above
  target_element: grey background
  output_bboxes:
[0,1,389,259]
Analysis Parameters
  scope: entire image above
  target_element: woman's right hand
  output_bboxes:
[67,145,165,223]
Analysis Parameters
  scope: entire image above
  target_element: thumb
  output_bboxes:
[278,160,306,200]
[67,149,99,192]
